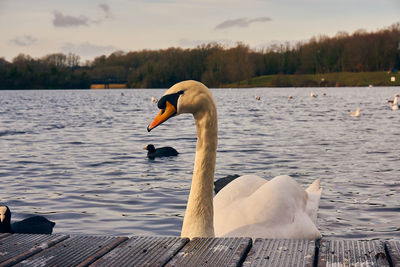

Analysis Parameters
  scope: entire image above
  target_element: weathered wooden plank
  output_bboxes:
[318,239,390,267]
[90,236,189,267]
[242,239,315,267]
[166,237,252,267]
[14,235,127,267]
[0,234,10,240]
[77,236,128,267]
[0,234,68,267]
[386,240,400,267]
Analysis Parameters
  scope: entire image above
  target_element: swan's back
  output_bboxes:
[214,175,266,202]
[213,175,322,239]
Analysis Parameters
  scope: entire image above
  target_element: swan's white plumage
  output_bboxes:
[305,178,322,224]
[214,175,321,239]
[149,80,322,240]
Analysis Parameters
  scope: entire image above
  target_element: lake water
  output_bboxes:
[0,87,399,240]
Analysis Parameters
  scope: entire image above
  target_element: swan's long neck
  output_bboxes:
[181,104,218,239]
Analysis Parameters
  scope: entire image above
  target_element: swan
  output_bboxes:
[0,205,55,234]
[350,108,361,117]
[392,94,399,111]
[310,92,318,98]
[147,80,322,240]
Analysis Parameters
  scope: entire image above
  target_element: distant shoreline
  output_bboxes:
[223,71,400,88]
[1,71,398,90]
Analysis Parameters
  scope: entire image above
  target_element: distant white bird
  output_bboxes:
[254,95,261,101]
[310,92,318,98]
[288,95,293,99]
[151,96,158,103]
[391,94,399,111]
[350,108,361,117]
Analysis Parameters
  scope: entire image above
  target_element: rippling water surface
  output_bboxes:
[0,87,399,239]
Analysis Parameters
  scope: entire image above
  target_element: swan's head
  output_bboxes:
[147,80,214,131]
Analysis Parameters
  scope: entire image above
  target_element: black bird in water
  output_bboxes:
[0,205,55,234]
[144,144,179,159]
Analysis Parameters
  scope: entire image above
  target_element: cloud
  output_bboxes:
[215,17,272,30]
[53,4,112,28]
[61,42,118,59]
[98,3,111,18]
[53,11,89,27]
[9,35,37,47]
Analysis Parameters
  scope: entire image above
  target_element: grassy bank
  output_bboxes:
[225,71,400,88]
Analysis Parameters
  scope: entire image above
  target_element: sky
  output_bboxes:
[1,0,399,62]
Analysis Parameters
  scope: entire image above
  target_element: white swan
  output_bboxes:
[147,80,322,240]
[392,94,399,111]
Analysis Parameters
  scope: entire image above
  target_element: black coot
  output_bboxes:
[144,144,179,159]
[0,205,55,234]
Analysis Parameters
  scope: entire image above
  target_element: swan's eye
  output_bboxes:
[157,91,184,110]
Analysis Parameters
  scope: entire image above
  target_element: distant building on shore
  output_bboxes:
[90,79,127,89]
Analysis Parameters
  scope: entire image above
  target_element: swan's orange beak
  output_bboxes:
[147,101,177,132]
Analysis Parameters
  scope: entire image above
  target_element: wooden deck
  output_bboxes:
[0,234,398,266]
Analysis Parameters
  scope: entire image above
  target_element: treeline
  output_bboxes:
[0,53,91,89]
[1,23,399,89]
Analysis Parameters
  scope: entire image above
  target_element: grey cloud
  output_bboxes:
[10,35,37,46]
[99,3,111,18]
[53,4,112,28]
[53,11,89,27]
[215,17,272,30]
[61,42,118,59]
